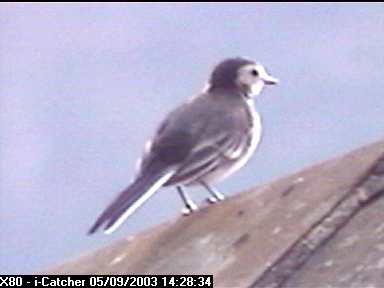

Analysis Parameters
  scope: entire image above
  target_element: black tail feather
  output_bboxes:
[88,164,173,235]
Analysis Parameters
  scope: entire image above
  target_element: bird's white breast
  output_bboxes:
[228,100,262,174]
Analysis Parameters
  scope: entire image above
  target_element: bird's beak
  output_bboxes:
[261,73,279,85]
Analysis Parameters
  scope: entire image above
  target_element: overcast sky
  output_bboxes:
[1,3,384,274]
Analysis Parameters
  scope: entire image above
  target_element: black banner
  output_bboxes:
[0,275,213,288]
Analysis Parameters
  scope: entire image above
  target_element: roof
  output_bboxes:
[46,139,384,288]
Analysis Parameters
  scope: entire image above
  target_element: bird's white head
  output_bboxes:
[207,58,278,98]
[236,62,279,97]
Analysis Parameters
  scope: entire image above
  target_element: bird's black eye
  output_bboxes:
[251,69,259,77]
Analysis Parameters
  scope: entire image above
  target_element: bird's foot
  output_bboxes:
[206,193,225,204]
[181,202,198,216]
[200,181,225,204]
[214,192,225,201]
[206,196,218,204]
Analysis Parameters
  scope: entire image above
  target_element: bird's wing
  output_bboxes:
[166,129,249,185]
[156,97,250,185]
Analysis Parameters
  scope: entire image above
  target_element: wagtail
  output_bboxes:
[89,57,278,234]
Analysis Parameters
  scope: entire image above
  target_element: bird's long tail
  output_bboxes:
[88,164,175,235]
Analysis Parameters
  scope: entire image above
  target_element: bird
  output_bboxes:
[88,57,278,235]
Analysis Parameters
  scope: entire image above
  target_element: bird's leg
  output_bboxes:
[200,181,225,204]
[177,186,198,215]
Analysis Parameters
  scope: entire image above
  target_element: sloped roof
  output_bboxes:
[46,139,384,288]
